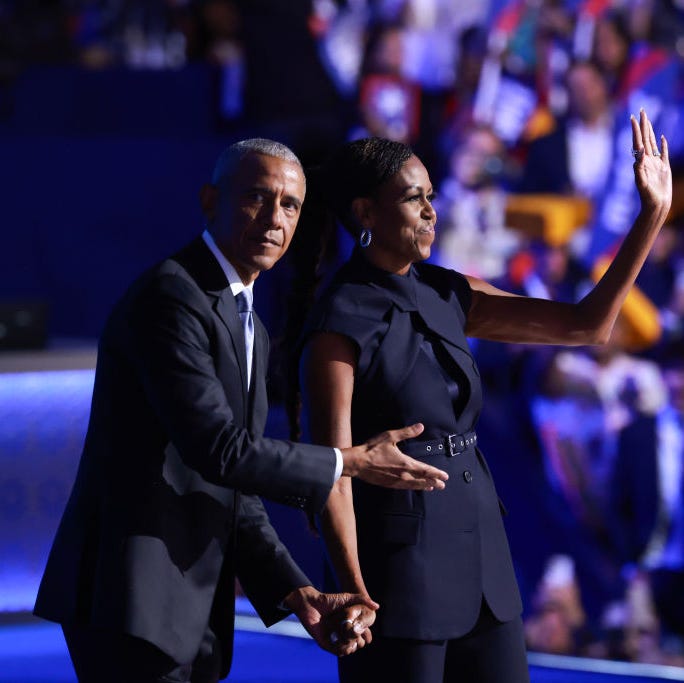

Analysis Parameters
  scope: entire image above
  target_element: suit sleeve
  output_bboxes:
[234,494,311,626]
[127,273,336,514]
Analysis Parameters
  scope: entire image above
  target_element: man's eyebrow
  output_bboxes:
[282,194,303,209]
[246,186,302,208]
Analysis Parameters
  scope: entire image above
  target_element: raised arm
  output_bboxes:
[464,109,672,346]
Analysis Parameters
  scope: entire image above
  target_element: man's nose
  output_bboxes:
[262,200,284,228]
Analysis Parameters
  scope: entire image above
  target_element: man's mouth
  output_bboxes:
[252,235,281,247]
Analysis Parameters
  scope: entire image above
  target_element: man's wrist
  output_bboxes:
[339,446,361,477]
[333,448,343,482]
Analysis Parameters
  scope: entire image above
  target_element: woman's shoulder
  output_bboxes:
[314,275,392,323]
[415,262,472,310]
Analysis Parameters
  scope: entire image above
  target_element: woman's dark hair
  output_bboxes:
[320,136,414,236]
[283,137,414,441]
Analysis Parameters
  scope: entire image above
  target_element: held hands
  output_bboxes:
[631,109,672,217]
[341,423,448,490]
[326,602,377,654]
[284,586,378,656]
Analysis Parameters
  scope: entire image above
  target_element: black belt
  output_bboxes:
[400,430,477,458]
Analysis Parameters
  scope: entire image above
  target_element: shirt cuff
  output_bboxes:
[333,447,343,482]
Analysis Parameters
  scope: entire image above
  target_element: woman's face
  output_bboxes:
[361,155,436,274]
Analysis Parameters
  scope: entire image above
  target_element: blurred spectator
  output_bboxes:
[637,223,684,355]
[608,345,684,658]
[626,0,684,52]
[524,554,590,656]
[189,0,241,65]
[583,16,684,266]
[530,347,608,533]
[432,124,521,279]
[516,62,616,264]
[585,316,667,434]
[434,25,490,164]
[189,0,244,119]
[348,21,421,143]
[502,239,590,303]
[400,0,489,91]
[525,320,667,620]
[590,570,665,663]
[469,0,562,146]
[591,10,633,97]
[517,60,615,207]
[311,0,369,97]
[237,0,347,153]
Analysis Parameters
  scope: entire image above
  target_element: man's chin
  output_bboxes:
[244,254,280,275]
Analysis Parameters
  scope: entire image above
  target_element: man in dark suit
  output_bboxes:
[517,60,615,204]
[33,138,448,682]
[608,345,684,644]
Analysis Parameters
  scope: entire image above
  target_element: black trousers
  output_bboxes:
[338,601,529,683]
[62,623,223,683]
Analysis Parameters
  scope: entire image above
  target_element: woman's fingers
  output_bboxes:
[648,117,659,155]
[661,135,670,164]
[631,113,643,156]
[641,109,652,156]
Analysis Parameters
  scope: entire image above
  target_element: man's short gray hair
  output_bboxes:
[211,138,303,186]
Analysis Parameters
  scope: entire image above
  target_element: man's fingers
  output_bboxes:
[387,422,424,443]
[333,593,379,611]
[399,456,448,487]
[340,611,374,635]
[337,637,365,656]
[354,594,379,611]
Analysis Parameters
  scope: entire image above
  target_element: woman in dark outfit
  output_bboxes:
[294,110,671,683]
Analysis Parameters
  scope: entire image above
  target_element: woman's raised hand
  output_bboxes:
[631,108,672,216]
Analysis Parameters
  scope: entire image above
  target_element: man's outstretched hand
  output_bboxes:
[342,423,448,490]
[284,586,378,656]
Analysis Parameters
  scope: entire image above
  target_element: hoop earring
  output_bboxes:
[359,229,372,248]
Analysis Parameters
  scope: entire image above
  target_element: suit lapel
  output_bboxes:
[173,236,249,407]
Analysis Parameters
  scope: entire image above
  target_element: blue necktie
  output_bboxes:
[235,289,254,388]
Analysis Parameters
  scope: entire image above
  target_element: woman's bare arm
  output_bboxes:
[464,109,672,346]
[301,332,371,598]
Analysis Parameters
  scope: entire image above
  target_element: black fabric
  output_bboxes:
[303,249,522,640]
[34,236,338,678]
[337,601,529,683]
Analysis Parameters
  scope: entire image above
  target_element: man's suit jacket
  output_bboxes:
[608,415,660,565]
[517,120,572,195]
[34,237,336,676]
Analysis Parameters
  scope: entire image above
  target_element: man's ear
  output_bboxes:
[351,197,374,229]
[199,183,218,223]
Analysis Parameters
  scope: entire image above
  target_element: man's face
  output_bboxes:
[210,152,306,283]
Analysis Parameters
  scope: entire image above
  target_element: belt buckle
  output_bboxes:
[447,434,465,457]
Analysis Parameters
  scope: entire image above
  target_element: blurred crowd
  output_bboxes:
[3,0,684,669]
